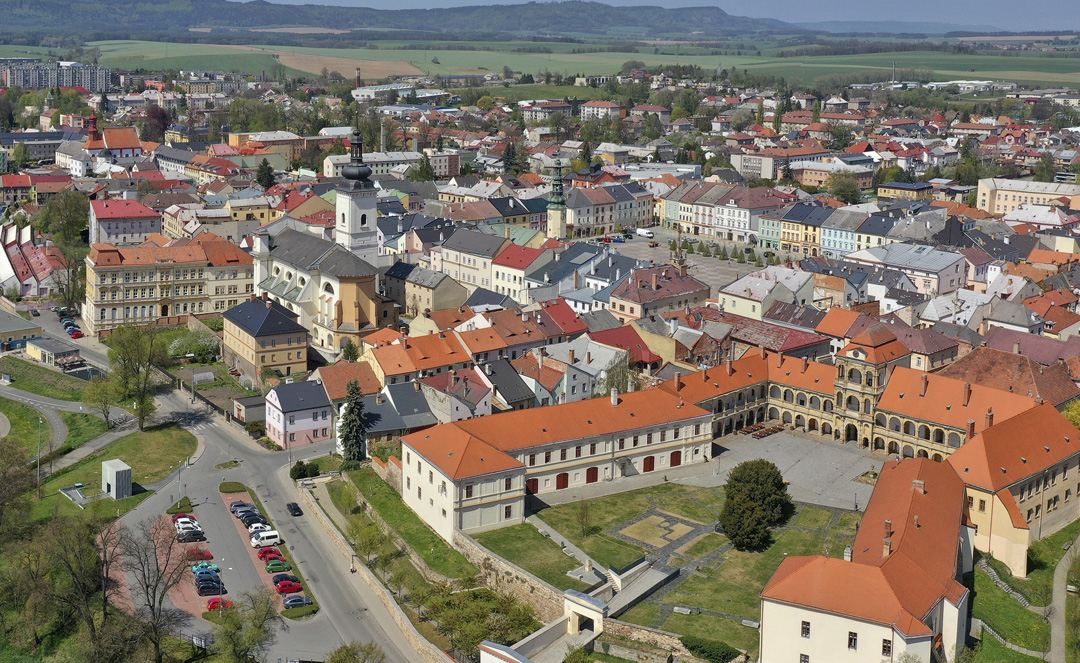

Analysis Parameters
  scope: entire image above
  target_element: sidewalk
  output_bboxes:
[1049,530,1080,663]
[525,513,603,574]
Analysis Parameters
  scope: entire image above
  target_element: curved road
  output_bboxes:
[0,383,132,460]
[119,391,418,662]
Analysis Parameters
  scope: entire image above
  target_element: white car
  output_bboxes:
[176,522,202,534]
[247,523,272,534]
[174,517,199,530]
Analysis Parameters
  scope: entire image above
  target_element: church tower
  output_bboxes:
[546,158,567,239]
[335,120,378,264]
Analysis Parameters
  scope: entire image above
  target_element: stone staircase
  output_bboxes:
[977,559,1030,608]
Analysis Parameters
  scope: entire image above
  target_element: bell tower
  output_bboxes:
[335,119,378,264]
[546,158,567,239]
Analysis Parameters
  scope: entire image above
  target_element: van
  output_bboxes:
[250,530,283,548]
[635,228,655,239]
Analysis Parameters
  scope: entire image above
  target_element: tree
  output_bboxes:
[120,518,189,663]
[327,641,386,663]
[107,326,167,430]
[342,339,360,362]
[211,587,286,663]
[826,171,862,205]
[719,459,791,551]
[140,104,170,143]
[339,380,369,463]
[575,498,591,538]
[255,158,276,190]
[563,644,591,663]
[828,124,853,150]
[83,374,116,428]
[548,111,570,143]
[811,100,821,124]
[11,142,28,169]
[409,155,436,182]
[0,436,34,534]
[35,189,88,311]
[476,96,495,111]
[1033,152,1057,183]
[641,112,663,141]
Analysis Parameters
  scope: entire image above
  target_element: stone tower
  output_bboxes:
[335,120,378,264]
[546,158,567,239]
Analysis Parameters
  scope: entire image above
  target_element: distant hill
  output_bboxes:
[4,0,790,35]
[794,20,1002,35]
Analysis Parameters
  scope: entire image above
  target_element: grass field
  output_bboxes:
[0,357,87,401]
[57,413,108,453]
[473,523,591,592]
[82,39,1080,85]
[985,518,1080,606]
[0,396,50,456]
[971,569,1050,652]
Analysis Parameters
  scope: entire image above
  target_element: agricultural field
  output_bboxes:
[82,39,1080,86]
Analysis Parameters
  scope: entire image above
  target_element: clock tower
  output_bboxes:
[335,121,378,264]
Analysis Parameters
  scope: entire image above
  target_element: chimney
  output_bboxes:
[843,545,853,562]
[967,418,976,438]
[963,382,972,407]
[883,538,893,557]
[1013,341,1021,354]
[249,294,257,302]
[652,273,659,290]
[505,227,510,239]
[539,346,547,357]
[521,311,528,323]
[586,351,591,364]
[726,360,734,376]
[569,349,575,364]
[375,393,384,404]
[912,479,925,494]
[884,519,893,538]
[920,373,929,397]
[355,67,362,88]
[611,387,619,407]
[679,264,687,278]
[674,371,682,391]
[413,380,421,391]
[758,345,766,359]
[985,407,994,429]
[801,356,809,374]
[262,292,269,301]
[451,370,458,387]
[266,300,272,309]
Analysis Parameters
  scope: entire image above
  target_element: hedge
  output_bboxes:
[680,635,740,663]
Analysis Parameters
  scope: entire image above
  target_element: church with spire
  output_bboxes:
[334,121,378,264]
[546,158,567,239]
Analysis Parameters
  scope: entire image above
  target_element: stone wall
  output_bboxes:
[604,620,711,663]
[186,314,221,337]
[453,530,565,623]
[371,455,402,494]
[295,479,453,663]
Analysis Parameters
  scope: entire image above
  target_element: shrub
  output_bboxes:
[244,420,265,436]
[680,635,739,663]
[290,460,309,480]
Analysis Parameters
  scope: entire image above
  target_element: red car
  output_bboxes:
[206,597,233,611]
[275,580,302,594]
[70,331,84,339]
[184,548,213,561]
[257,547,282,561]
[171,513,195,523]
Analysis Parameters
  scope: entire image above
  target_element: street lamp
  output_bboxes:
[177,458,183,510]
[36,417,42,498]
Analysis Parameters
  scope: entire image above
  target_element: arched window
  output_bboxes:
[933,429,944,444]
[918,425,930,440]
[797,393,806,406]
[340,213,345,226]
[947,432,961,448]
[846,396,859,411]
[810,396,821,410]
[890,417,901,432]
[848,368,862,383]
[903,421,914,435]
[866,372,874,387]
[875,414,887,427]
[783,389,794,403]
[770,386,781,399]
[863,398,872,413]
[323,283,335,295]
[823,400,833,413]
[361,213,368,226]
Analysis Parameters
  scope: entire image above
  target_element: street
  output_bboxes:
[120,391,418,662]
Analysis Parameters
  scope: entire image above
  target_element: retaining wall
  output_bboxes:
[453,530,565,623]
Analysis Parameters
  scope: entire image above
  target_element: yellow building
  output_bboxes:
[877,182,933,201]
[223,294,310,382]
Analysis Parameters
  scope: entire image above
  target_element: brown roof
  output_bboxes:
[611,266,710,305]
[937,347,1080,406]
[948,403,1080,492]
[310,361,381,401]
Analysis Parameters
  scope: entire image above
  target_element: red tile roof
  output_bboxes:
[91,199,159,220]
[589,326,662,365]
[309,361,381,401]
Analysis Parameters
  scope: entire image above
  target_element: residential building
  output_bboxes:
[977,178,1080,215]
[323,151,425,178]
[439,229,511,293]
[88,199,162,246]
[717,266,815,320]
[1,61,110,91]
[265,380,334,449]
[878,181,933,201]
[492,243,558,303]
[223,294,310,383]
[608,265,710,323]
[580,100,623,120]
[845,243,966,295]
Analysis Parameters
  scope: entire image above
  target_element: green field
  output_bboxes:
[81,40,1080,85]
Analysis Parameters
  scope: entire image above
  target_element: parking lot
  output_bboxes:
[612,227,762,297]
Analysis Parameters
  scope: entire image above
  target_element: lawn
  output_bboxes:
[0,357,87,401]
[971,569,1050,652]
[678,532,728,560]
[793,506,833,530]
[663,612,759,659]
[974,629,1045,663]
[474,523,591,592]
[348,468,478,579]
[37,423,196,508]
[0,396,51,455]
[652,489,724,524]
[57,413,109,451]
[663,528,830,620]
[987,517,1080,606]
[618,602,660,627]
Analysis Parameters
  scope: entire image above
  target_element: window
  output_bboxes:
[800,655,809,663]
[694,424,701,436]
[978,499,986,512]
[544,451,551,463]
[504,505,512,519]
[504,477,512,491]
[465,485,473,498]
[647,433,653,445]
[882,640,892,656]
[575,446,582,458]
[589,443,596,455]
[289,433,295,442]
[801,621,810,638]
[429,471,433,484]
[529,454,536,466]
[417,487,422,499]
[967,496,974,508]
[633,435,639,447]
[560,448,567,461]
[407,477,411,489]
[848,632,857,650]
[660,430,667,442]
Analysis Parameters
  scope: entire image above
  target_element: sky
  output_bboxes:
[263,0,1078,32]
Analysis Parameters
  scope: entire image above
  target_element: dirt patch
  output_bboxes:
[215,44,423,78]
[252,27,350,34]
[188,28,211,33]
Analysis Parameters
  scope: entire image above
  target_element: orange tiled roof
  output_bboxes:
[310,361,381,401]
[456,328,509,355]
[936,347,1079,406]
[815,307,861,338]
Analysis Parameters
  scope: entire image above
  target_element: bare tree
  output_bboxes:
[120,517,190,663]
[107,325,167,430]
[212,587,286,663]
[43,516,111,649]
[83,373,116,428]
[0,435,35,533]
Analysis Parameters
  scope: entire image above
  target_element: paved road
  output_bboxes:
[36,309,111,369]
[1049,529,1080,663]
[118,391,418,662]
[0,382,132,461]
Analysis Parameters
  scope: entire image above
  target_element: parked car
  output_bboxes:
[30,309,39,317]
[239,512,266,523]
[648,241,660,247]
[247,523,272,535]
[265,559,291,573]
[611,236,625,243]
[175,523,202,535]
[286,503,303,517]
[241,516,268,528]
[272,574,300,586]
[174,517,198,529]
[282,595,313,609]
[206,597,233,611]
[59,317,74,324]
[257,547,282,561]
[177,531,205,543]
[184,548,213,561]
[69,331,84,339]
[600,236,612,243]
[234,508,259,520]
[196,582,224,596]
[275,580,302,594]
[192,562,219,574]
[171,513,195,523]
[229,501,254,514]
[194,571,219,583]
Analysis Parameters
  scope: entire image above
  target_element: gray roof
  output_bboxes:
[0,310,39,335]
[579,310,622,333]
[223,297,307,338]
[266,228,377,278]
[384,382,438,429]
[442,229,508,258]
[478,359,534,406]
[359,393,407,435]
[854,242,965,272]
[385,261,418,281]
[464,287,517,309]
[27,337,76,354]
[763,301,827,330]
[406,265,451,289]
[271,380,331,412]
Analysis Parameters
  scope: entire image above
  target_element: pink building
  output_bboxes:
[265,380,333,449]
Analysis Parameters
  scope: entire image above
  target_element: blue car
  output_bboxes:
[611,236,625,243]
